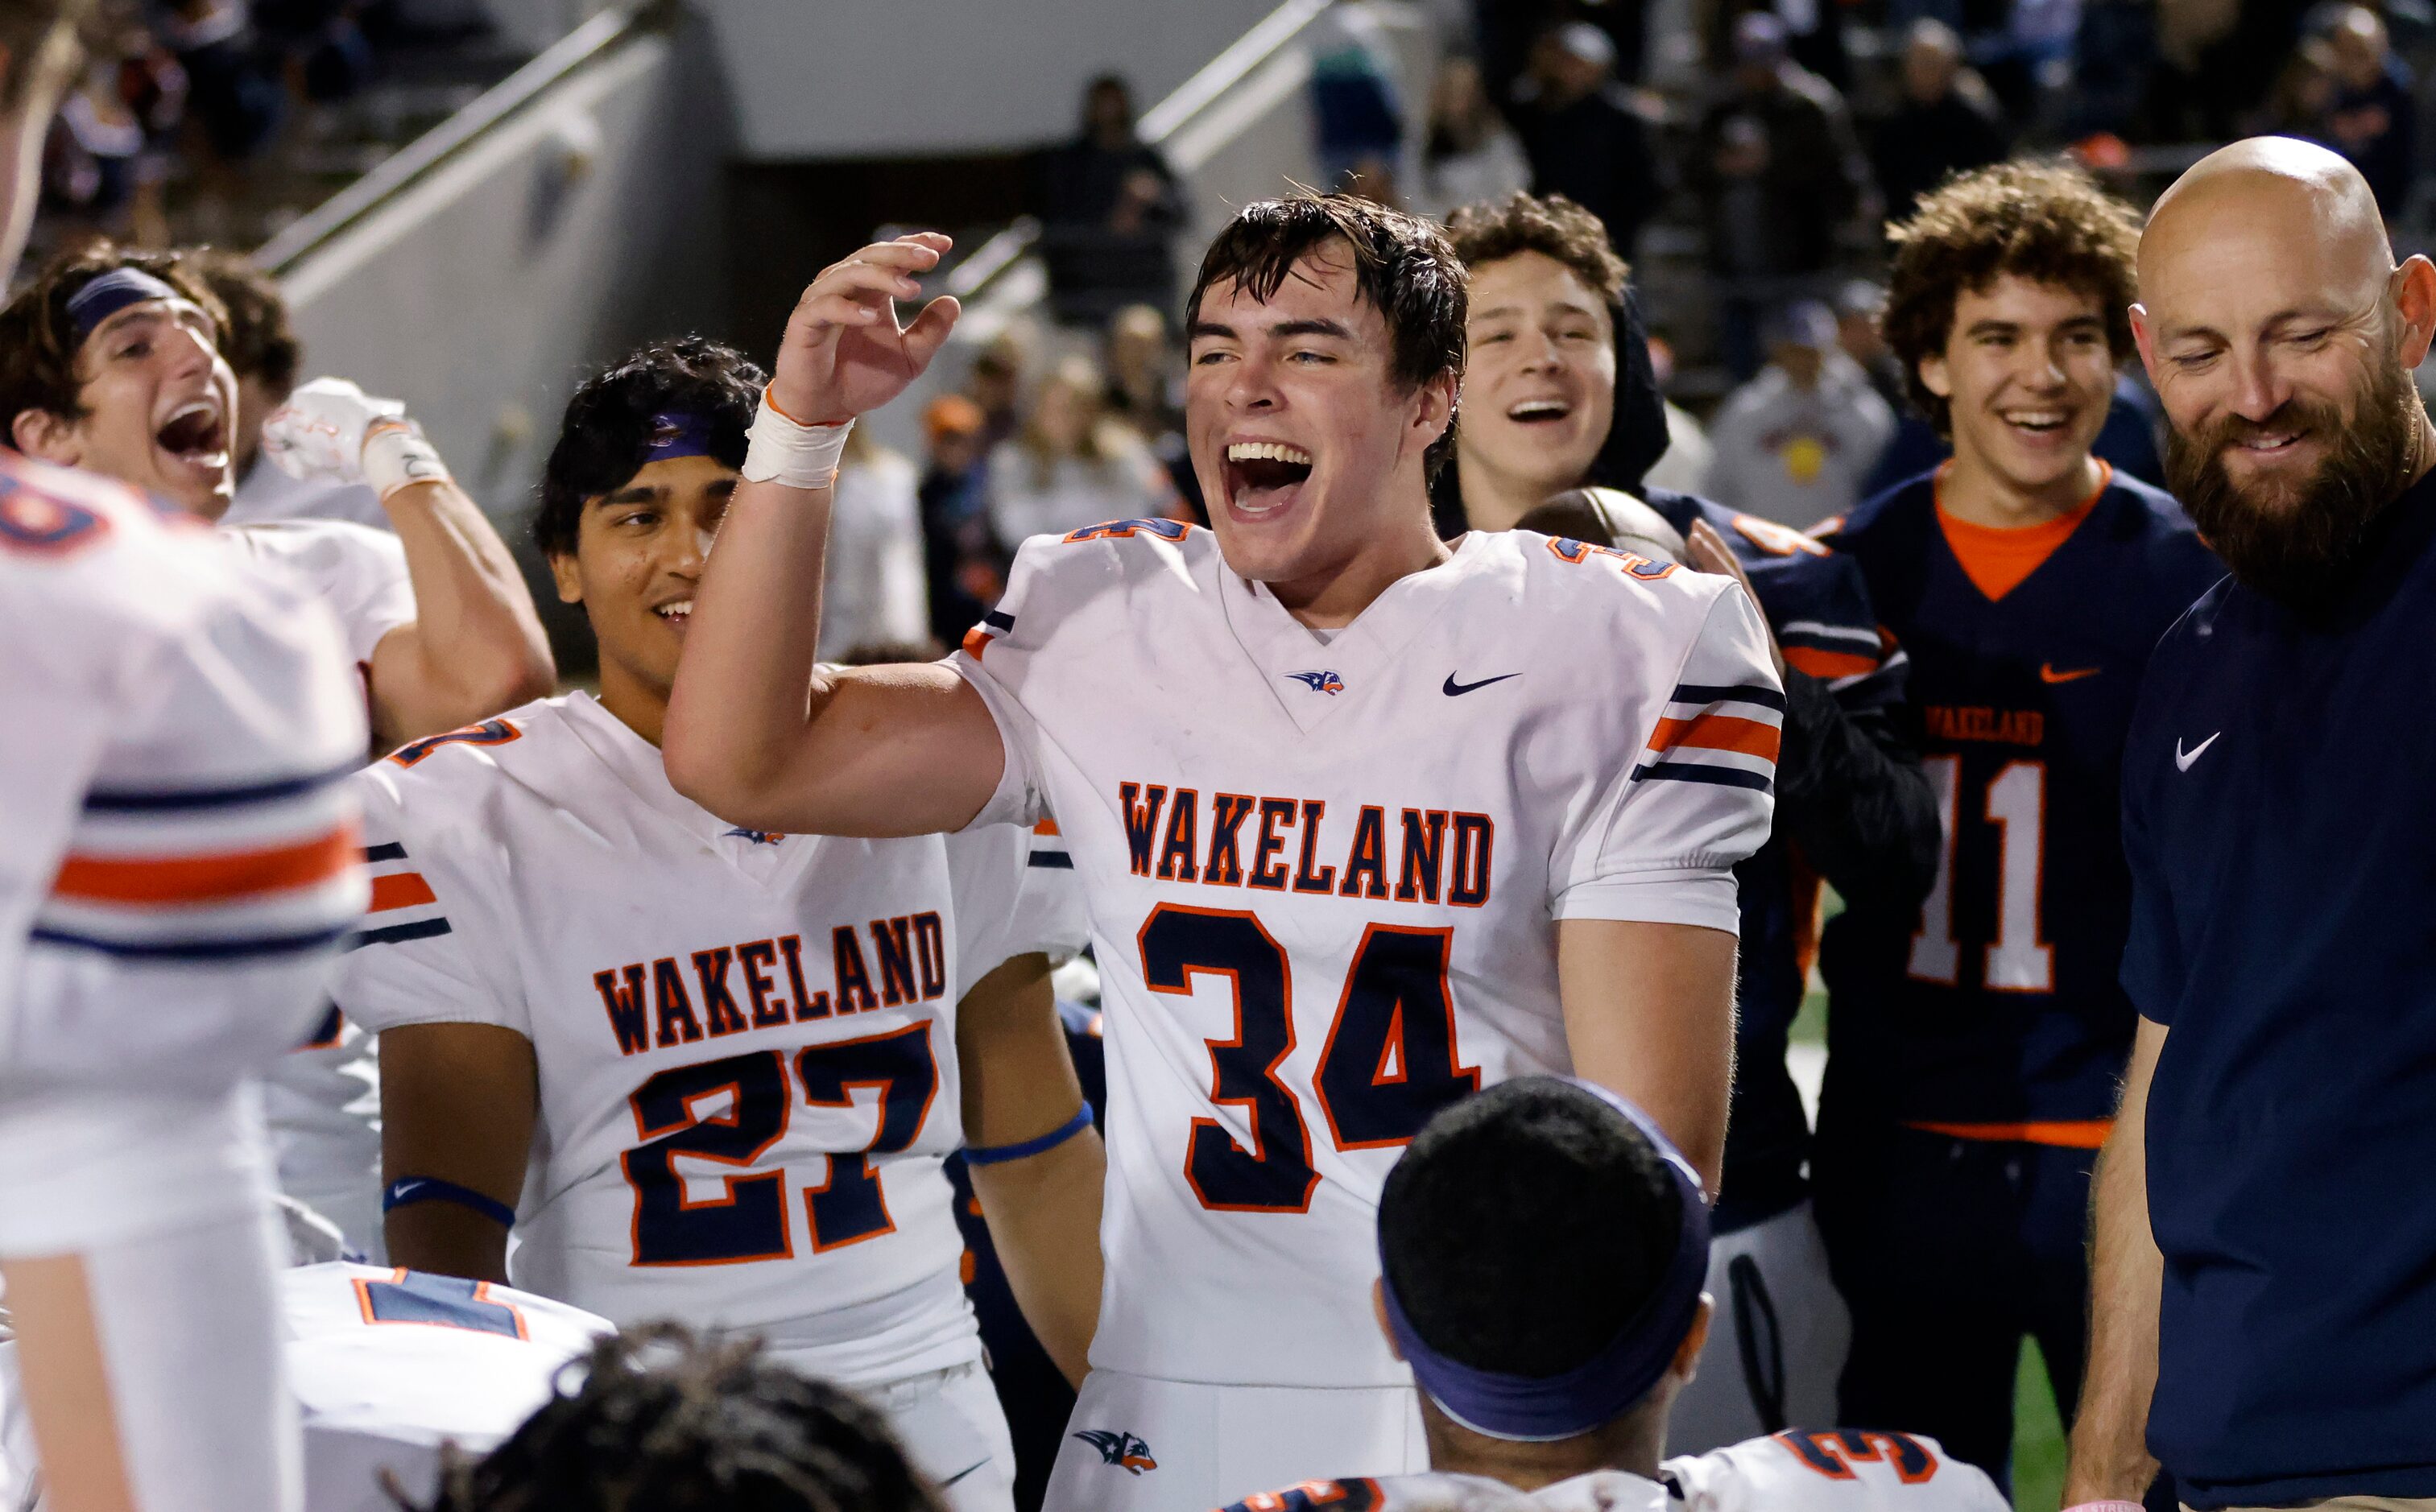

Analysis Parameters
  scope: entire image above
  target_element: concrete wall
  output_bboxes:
[281,20,730,523]
[698,0,1280,159]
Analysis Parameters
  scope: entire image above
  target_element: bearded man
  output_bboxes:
[2064,136,2436,1512]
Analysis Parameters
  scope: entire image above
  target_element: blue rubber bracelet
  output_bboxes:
[383,1175,515,1229]
[966,1103,1094,1167]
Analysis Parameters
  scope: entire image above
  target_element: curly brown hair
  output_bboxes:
[0,241,229,436]
[1881,159,2141,434]
[180,247,300,397]
[1443,192,1631,305]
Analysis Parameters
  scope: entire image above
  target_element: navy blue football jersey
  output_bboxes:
[1649,492,1910,1225]
[1817,467,2222,1134]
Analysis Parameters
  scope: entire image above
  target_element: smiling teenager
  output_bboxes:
[1439,190,1942,1456]
[1809,161,2224,1491]
[660,195,1784,1512]
[334,338,1102,1512]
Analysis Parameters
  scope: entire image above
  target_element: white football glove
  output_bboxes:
[263,376,449,498]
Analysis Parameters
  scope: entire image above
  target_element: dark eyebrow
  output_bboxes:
[597,484,661,506]
[1272,318,1351,341]
[1188,320,1236,343]
[706,477,738,498]
[1964,320,2020,338]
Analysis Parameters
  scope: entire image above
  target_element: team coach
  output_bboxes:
[2066,135,2436,1511]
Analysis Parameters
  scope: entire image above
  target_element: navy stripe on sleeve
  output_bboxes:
[31,922,356,960]
[1028,850,1075,870]
[362,841,407,864]
[85,760,358,812]
[1669,682,1788,713]
[1632,761,1775,793]
[345,918,455,951]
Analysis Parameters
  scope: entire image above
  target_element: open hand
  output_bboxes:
[768,233,961,424]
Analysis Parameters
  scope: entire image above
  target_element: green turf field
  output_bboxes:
[1789,987,2070,1511]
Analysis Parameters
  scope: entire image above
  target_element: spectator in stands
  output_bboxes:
[1838,279,1906,411]
[986,353,1178,545]
[157,0,282,164]
[1033,73,1183,326]
[1703,300,1895,529]
[42,20,178,249]
[1871,21,2009,223]
[1506,23,1660,258]
[2314,5,2415,218]
[1103,301,1197,513]
[824,423,928,660]
[185,246,384,528]
[1412,55,1529,225]
[918,394,1005,651]
[964,327,1031,448]
[1309,0,1405,200]
[1692,13,1871,378]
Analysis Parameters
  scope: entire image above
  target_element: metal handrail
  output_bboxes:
[939,0,1330,308]
[256,2,656,275]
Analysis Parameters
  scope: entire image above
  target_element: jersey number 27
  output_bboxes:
[1141,905,1479,1212]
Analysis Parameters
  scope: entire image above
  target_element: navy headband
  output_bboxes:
[1379,1080,1713,1442]
[66,268,184,347]
[643,410,721,463]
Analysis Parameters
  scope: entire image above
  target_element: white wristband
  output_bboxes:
[2062,1502,2148,1512]
[743,389,853,490]
[362,419,450,500]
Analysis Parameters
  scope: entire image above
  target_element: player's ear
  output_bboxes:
[2129,303,2158,381]
[1669,1294,1712,1386]
[1411,370,1458,450]
[12,407,78,466]
[2392,258,2436,369]
[1371,1279,1404,1361]
[1917,350,1953,402]
[548,548,583,605]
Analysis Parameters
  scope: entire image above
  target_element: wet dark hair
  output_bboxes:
[1186,192,1466,480]
[411,1325,944,1512]
[0,241,229,436]
[535,336,761,557]
[1379,1078,1681,1376]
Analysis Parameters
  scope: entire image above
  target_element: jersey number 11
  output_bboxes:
[1908,756,2053,993]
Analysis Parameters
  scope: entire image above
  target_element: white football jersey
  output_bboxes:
[1220,1430,2007,1510]
[0,458,367,1252]
[333,692,1082,1386]
[0,1262,610,1512]
[953,521,1778,1386]
[222,516,417,1254]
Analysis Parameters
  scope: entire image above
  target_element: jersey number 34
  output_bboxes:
[1141,904,1479,1212]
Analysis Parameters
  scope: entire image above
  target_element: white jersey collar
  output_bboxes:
[1216,529,1498,735]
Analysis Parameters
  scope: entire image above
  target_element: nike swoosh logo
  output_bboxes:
[2040,663,2101,684]
[1443,672,1520,696]
[2175,732,2220,771]
[937,1459,993,1488]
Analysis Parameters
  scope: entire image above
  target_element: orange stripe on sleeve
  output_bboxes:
[368,871,436,913]
[1783,646,1879,680]
[1648,713,1783,762]
[1905,1118,2114,1149]
[959,626,990,661]
[1032,817,1061,837]
[53,824,361,906]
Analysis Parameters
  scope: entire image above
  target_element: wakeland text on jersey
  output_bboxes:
[1117,783,1495,907]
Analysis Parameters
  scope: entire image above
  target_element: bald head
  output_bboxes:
[2142,137,2391,309]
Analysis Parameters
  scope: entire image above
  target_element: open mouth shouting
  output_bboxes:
[1223,440,1314,518]
[155,397,230,475]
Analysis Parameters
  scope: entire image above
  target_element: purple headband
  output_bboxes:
[643,411,721,463]
[66,268,184,347]
[1379,1080,1712,1443]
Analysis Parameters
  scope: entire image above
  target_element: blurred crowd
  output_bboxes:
[38,0,499,254]
[1003,0,2433,556]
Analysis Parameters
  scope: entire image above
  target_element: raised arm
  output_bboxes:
[2064,1014,2169,1505]
[261,378,554,748]
[662,234,1008,838]
[1557,918,1739,1195]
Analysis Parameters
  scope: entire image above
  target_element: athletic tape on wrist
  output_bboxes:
[743,386,853,489]
[383,1175,515,1229]
[362,418,451,500]
[2061,1502,2148,1512]
[965,1103,1094,1167]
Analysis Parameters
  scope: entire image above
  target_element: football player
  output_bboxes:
[335,338,1102,1512]
[0,5,373,1510]
[662,194,1779,1510]
[0,246,556,1257]
[1216,1077,2009,1512]
[417,1326,947,1512]
[1441,191,1942,1449]
[0,1251,615,1512]
[1812,161,2223,1485]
